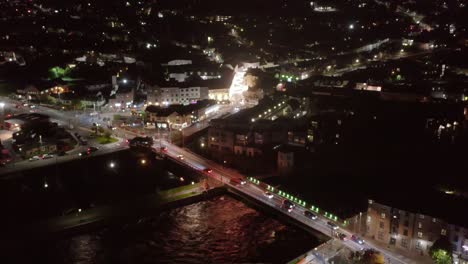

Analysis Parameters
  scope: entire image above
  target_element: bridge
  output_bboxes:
[159,140,415,264]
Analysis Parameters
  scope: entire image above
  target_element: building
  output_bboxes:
[129,136,153,149]
[276,145,297,175]
[208,88,230,102]
[147,86,209,106]
[108,88,135,109]
[366,199,468,263]
[145,100,216,129]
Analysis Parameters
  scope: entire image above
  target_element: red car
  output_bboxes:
[203,168,213,173]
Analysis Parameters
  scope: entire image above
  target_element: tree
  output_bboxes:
[430,237,452,264]
[97,126,105,135]
[352,249,386,264]
[71,99,82,110]
[103,130,111,140]
[48,66,72,80]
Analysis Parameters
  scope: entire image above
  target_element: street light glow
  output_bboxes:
[140,159,147,165]
[109,161,116,168]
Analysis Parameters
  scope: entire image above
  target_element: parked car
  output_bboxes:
[29,156,40,161]
[41,154,54,159]
[203,168,213,173]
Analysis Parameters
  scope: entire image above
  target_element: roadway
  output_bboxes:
[159,141,416,264]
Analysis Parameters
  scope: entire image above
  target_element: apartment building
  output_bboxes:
[366,199,468,263]
[147,86,209,105]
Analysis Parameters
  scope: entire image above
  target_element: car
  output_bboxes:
[304,210,318,220]
[338,233,347,241]
[327,221,339,230]
[203,168,213,173]
[230,178,247,186]
[282,200,295,212]
[160,146,168,152]
[88,147,99,153]
[351,235,364,245]
[29,156,40,161]
[78,151,89,157]
[177,155,184,160]
[41,154,54,159]
[264,191,274,199]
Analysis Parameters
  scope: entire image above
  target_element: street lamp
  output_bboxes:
[109,161,116,168]
[140,159,147,165]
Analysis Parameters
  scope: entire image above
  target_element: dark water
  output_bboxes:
[12,195,320,264]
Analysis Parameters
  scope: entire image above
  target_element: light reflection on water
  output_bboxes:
[14,195,320,264]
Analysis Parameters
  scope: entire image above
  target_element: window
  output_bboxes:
[404,220,409,227]
[453,235,459,243]
[432,218,437,223]
[403,229,408,236]
[441,229,447,236]
[367,216,371,223]
[419,214,425,219]
[418,232,423,238]
[418,222,423,229]
[381,213,386,219]
[378,231,384,240]
[401,238,409,248]
[416,241,422,249]
[379,221,385,229]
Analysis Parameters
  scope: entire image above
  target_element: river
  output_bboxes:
[11,195,320,264]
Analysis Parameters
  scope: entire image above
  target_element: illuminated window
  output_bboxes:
[381,213,386,219]
[418,232,423,238]
[441,229,447,236]
[418,222,422,229]
[401,238,409,248]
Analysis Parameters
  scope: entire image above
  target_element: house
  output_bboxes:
[145,100,216,129]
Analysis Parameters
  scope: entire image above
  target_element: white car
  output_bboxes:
[41,154,54,159]
[264,191,274,199]
[29,156,40,161]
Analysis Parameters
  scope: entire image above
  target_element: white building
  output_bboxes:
[147,87,209,105]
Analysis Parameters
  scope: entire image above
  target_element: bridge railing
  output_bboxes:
[246,177,350,228]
